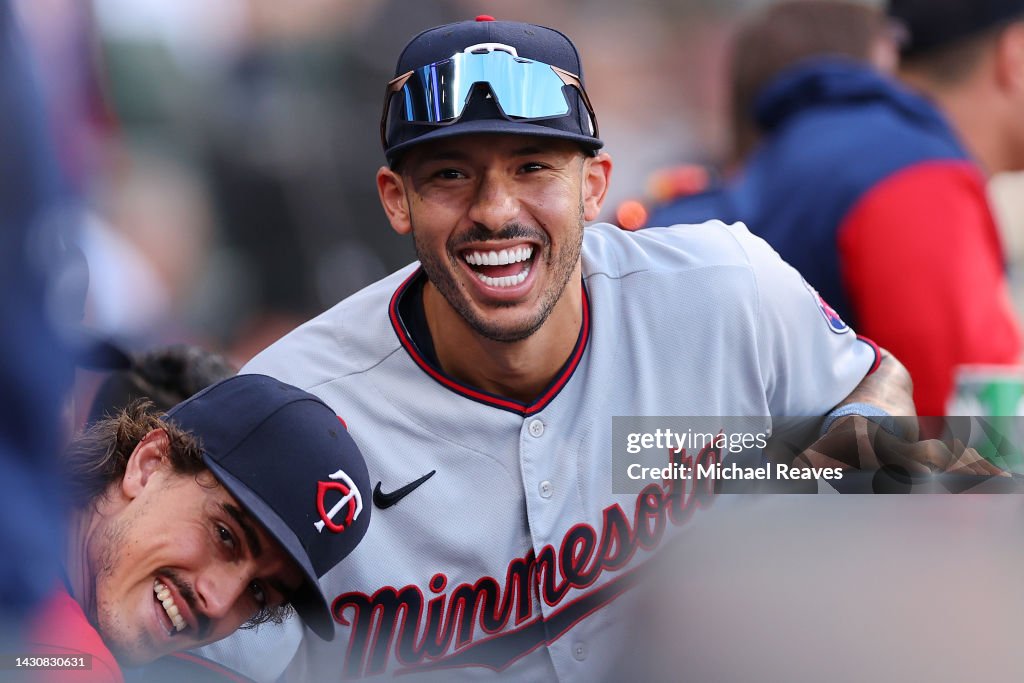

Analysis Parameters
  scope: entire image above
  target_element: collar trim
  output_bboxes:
[388,268,590,415]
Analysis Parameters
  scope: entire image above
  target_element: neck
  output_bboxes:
[65,507,98,619]
[902,70,1010,176]
[424,277,584,405]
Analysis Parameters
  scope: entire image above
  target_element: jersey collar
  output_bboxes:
[388,267,591,416]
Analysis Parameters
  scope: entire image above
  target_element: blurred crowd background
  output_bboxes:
[0,3,901,355]
[10,0,1024,411]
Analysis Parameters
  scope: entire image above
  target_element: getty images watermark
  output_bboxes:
[611,417,844,494]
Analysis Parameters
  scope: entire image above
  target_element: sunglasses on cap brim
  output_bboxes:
[380,43,600,149]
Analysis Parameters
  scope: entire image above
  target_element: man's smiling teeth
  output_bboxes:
[475,267,530,288]
[463,246,533,267]
[154,580,186,633]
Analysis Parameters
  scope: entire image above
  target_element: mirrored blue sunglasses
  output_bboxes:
[380,43,599,149]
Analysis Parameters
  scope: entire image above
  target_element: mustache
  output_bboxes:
[159,569,212,640]
[450,222,550,249]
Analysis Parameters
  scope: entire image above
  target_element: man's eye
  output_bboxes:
[249,581,267,606]
[436,168,465,179]
[216,524,236,550]
[521,162,546,172]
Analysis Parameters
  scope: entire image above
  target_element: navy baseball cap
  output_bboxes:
[888,0,1024,56]
[381,16,603,165]
[164,374,371,640]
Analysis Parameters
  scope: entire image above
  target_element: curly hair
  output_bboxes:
[63,399,293,627]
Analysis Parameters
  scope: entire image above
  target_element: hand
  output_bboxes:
[792,415,1008,477]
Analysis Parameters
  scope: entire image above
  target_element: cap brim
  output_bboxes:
[385,118,603,164]
[203,455,336,641]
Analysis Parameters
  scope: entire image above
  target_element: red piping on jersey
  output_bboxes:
[389,268,591,415]
[857,335,882,374]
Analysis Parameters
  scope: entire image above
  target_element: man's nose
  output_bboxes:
[466,171,519,230]
[195,566,250,621]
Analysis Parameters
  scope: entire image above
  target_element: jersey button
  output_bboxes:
[572,642,587,661]
[528,419,545,437]
[539,480,553,498]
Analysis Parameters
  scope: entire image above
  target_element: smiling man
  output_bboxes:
[24,374,370,681]
[380,134,601,402]
[198,16,971,682]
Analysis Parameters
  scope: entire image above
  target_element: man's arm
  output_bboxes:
[826,347,919,441]
[759,345,1003,476]
[805,348,1005,476]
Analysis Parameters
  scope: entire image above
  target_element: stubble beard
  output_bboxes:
[92,511,155,665]
[414,204,585,344]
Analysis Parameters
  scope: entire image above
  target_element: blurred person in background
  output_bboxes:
[650,0,1024,420]
[0,1,82,642]
[627,0,898,229]
[650,0,900,224]
[726,0,900,168]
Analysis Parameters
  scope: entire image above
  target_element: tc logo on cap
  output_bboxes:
[315,469,364,533]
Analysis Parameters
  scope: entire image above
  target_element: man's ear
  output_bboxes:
[121,429,170,499]
[377,166,413,235]
[581,152,613,222]
[995,22,1024,92]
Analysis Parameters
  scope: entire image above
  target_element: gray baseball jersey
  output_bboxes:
[199,221,876,681]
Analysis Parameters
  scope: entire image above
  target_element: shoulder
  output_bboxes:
[580,221,775,324]
[846,158,988,225]
[582,220,766,279]
[24,587,124,683]
[243,264,418,389]
[763,92,967,186]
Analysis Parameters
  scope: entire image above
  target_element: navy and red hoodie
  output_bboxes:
[650,59,1021,417]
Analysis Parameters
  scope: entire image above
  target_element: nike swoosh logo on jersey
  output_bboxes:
[373,470,436,509]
